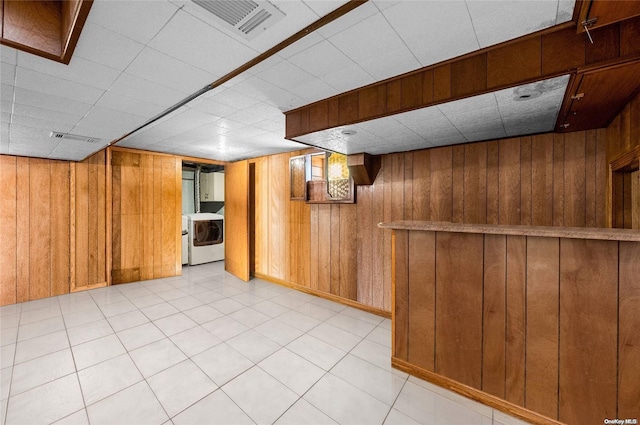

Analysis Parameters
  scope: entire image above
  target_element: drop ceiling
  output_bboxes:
[1,0,575,162]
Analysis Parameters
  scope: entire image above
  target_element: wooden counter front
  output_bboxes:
[380,221,640,425]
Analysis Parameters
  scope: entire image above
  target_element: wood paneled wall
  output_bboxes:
[606,87,640,161]
[111,149,181,284]
[72,150,109,291]
[0,151,108,306]
[252,130,607,312]
[392,229,640,425]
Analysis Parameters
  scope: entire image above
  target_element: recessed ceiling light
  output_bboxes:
[513,90,541,101]
[341,129,357,136]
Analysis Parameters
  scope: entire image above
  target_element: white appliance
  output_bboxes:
[181,215,189,265]
[187,213,224,265]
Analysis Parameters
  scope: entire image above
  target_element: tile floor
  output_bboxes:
[0,262,531,425]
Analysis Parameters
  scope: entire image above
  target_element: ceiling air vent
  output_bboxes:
[192,0,285,40]
[50,132,101,144]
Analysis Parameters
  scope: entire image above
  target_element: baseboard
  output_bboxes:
[252,272,391,319]
[391,357,565,425]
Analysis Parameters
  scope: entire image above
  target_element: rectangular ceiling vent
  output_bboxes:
[192,0,285,40]
[50,131,101,144]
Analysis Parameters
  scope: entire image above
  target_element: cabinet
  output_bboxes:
[199,172,224,202]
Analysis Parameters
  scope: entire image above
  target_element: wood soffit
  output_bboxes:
[284,8,640,141]
[0,0,93,64]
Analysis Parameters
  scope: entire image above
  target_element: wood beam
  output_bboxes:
[285,15,640,140]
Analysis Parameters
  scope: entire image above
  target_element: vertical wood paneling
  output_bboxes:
[356,186,373,305]
[482,234,506,398]
[317,204,331,294]
[430,147,453,221]
[563,132,586,227]
[559,239,618,424]
[140,154,154,280]
[339,205,357,300]
[486,141,500,225]
[412,150,430,221]
[499,139,521,225]
[452,146,464,223]
[0,156,17,305]
[531,134,554,226]
[505,235,526,405]
[618,241,640,418]
[464,143,487,223]
[553,134,565,226]
[87,153,99,285]
[269,154,287,279]
[595,129,607,227]
[75,158,90,286]
[161,156,177,276]
[584,131,597,227]
[525,237,559,419]
[309,205,319,291]
[50,161,70,296]
[393,230,409,361]
[381,156,392,310]
[408,231,435,371]
[435,232,484,389]
[330,204,341,296]
[520,137,532,225]
[29,159,51,300]
[372,160,386,309]
[153,156,163,278]
[254,157,270,276]
[403,152,413,220]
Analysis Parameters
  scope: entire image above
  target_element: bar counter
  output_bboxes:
[379,221,640,425]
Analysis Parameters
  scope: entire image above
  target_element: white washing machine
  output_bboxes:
[187,213,224,265]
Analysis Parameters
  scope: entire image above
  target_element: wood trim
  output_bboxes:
[60,0,92,64]
[103,146,227,166]
[391,357,565,425]
[254,272,391,319]
[610,145,640,172]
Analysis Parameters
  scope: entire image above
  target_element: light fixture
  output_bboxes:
[341,129,357,136]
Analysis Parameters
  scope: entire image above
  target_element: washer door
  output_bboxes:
[193,220,215,246]
[211,220,223,244]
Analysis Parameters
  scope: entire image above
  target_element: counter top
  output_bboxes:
[378,221,640,242]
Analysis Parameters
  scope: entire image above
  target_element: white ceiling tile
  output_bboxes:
[1,64,16,85]
[73,106,147,139]
[149,10,257,76]
[322,62,375,93]
[373,0,401,11]
[17,53,121,90]
[12,103,82,127]
[317,1,379,38]
[288,40,355,78]
[73,22,145,71]
[87,0,179,44]
[49,139,106,161]
[126,47,216,94]
[208,88,262,110]
[190,97,237,117]
[288,79,336,105]
[224,110,263,126]
[467,1,560,48]
[95,92,164,120]
[108,73,187,107]
[302,0,350,18]
[1,45,18,65]
[329,13,421,80]
[1,101,12,113]
[14,68,105,105]
[1,112,10,124]
[1,83,15,103]
[258,60,317,91]
[241,102,282,121]
[383,1,479,67]
[10,114,74,134]
[13,88,93,117]
[438,93,497,116]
